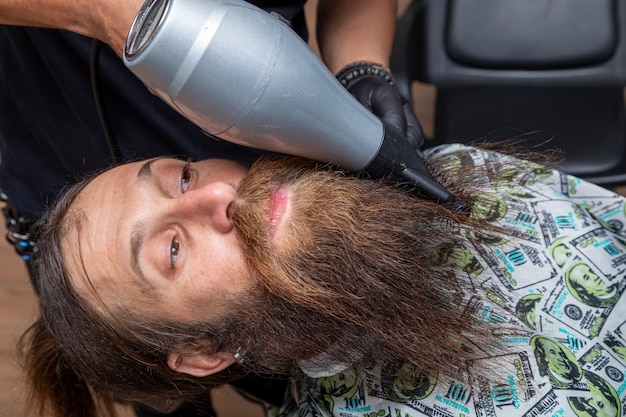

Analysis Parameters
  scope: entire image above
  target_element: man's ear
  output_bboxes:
[167,347,236,377]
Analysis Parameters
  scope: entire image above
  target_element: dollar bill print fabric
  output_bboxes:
[276,144,626,417]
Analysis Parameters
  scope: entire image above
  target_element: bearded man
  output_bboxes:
[21,145,626,417]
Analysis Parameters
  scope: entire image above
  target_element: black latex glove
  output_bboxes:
[346,75,424,149]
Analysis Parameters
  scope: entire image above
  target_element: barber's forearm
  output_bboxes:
[0,0,143,56]
[316,0,397,74]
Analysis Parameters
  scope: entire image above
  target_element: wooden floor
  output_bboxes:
[0,231,37,417]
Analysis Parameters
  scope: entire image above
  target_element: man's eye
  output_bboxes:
[170,237,180,269]
[181,161,192,193]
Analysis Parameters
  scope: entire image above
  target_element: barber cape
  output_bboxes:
[275,144,626,417]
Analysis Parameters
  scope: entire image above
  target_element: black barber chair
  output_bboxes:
[391,0,626,185]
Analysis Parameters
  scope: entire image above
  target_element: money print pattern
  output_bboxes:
[279,145,626,417]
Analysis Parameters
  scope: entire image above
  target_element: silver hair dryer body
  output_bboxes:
[124,0,458,203]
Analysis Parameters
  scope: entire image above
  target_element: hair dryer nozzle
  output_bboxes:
[365,123,465,207]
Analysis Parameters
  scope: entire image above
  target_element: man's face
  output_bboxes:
[541,339,576,377]
[63,157,266,321]
[395,363,428,394]
[569,263,610,296]
[550,242,573,268]
[321,367,360,397]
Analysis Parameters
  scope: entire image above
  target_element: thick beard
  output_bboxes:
[230,157,497,377]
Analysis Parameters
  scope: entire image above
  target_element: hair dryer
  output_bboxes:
[124,0,459,204]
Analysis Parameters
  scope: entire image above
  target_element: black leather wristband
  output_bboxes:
[335,61,396,89]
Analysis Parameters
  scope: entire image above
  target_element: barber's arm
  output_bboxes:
[316,0,423,148]
[0,0,142,55]
[316,0,396,73]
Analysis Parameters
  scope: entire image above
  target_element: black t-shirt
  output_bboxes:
[0,0,307,219]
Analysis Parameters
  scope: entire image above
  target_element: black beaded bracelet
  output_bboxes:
[335,61,396,89]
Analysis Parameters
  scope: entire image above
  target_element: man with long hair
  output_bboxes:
[21,145,626,417]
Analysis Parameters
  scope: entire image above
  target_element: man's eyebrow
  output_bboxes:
[137,157,162,181]
[129,157,163,289]
[130,221,148,286]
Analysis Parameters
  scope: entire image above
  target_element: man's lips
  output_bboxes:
[269,186,292,239]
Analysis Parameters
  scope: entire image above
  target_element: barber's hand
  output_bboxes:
[337,63,424,149]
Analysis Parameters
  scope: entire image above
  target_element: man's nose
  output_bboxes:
[177,181,236,233]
